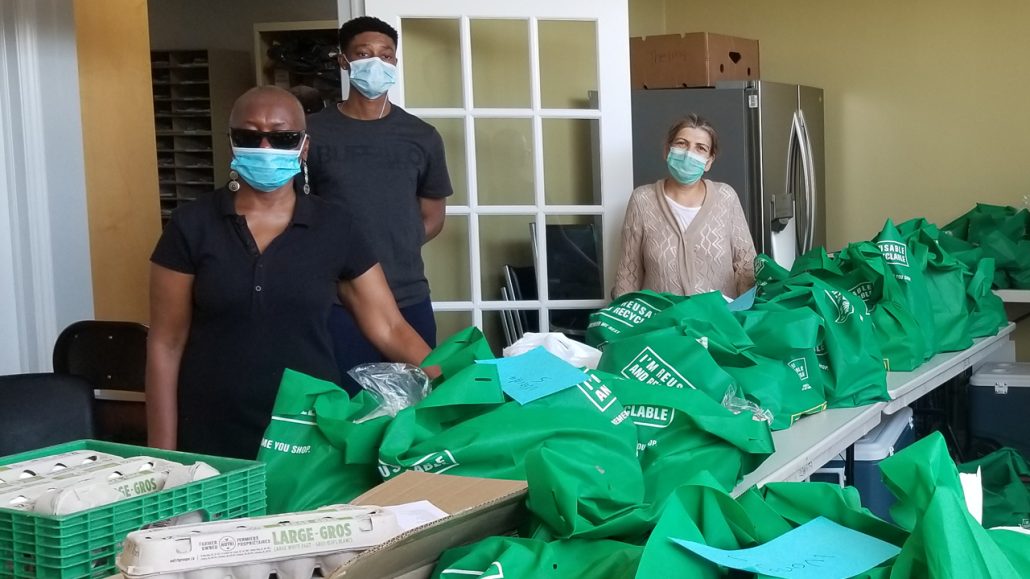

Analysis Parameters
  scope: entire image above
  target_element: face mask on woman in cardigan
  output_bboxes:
[666,148,708,185]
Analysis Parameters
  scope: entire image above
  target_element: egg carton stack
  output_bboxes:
[0,449,219,516]
[116,505,402,579]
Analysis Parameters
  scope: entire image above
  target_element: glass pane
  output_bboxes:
[470,19,530,108]
[543,118,600,205]
[424,214,470,301]
[401,19,463,108]
[423,118,467,205]
[481,310,537,355]
[434,310,474,345]
[550,308,594,343]
[539,20,598,109]
[543,215,604,300]
[475,118,534,205]
[479,215,535,301]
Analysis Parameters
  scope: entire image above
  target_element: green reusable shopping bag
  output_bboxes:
[836,241,930,371]
[635,474,902,579]
[753,253,790,288]
[968,257,1009,338]
[735,308,829,428]
[959,448,1030,529]
[611,376,774,504]
[432,536,643,579]
[586,290,685,348]
[897,218,974,352]
[596,326,737,403]
[938,231,985,272]
[635,473,787,579]
[720,354,819,431]
[874,219,938,360]
[258,369,390,513]
[379,364,651,542]
[880,432,1030,578]
[377,363,642,515]
[420,326,494,382]
[755,273,888,408]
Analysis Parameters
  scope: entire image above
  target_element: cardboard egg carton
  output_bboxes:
[0,456,218,515]
[0,450,121,484]
[117,505,402,579]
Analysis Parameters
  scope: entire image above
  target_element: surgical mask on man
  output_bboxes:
[666,148,708,185]
[230,136,306,192]
[346,56,397,99]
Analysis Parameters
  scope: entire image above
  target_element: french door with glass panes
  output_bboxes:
[367,0,633,352]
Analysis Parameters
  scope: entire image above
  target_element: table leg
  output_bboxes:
[844,444,855,487]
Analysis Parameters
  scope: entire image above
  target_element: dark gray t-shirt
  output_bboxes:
[306,105,452,307]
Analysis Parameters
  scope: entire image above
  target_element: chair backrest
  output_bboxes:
[53,321,148,393]
[0,374,95,456]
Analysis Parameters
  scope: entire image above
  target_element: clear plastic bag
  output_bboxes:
[721,384,774,425]
[348,363,431,423]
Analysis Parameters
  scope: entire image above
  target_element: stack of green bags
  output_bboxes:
[433,433,1030,578]
[260,327,774,539]
[943,203,1030,289]
[759,217,1007,375]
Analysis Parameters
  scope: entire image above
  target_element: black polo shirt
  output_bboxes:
[150,188,377,459]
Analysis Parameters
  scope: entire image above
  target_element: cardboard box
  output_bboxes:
[329,471,529,579]
[630,32,760,89]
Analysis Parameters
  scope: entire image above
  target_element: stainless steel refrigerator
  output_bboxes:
[631,81,825,268]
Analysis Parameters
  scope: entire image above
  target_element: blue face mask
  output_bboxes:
[347,56,398,100]
[666,148,709,185]
[230,138,305,192]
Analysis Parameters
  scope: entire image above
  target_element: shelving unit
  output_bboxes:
[150,49,251,224]
[254,20,343,107]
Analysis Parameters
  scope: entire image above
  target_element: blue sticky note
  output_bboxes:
[671,516,900,579]
[477,347,589,405]
[728,287,757,311]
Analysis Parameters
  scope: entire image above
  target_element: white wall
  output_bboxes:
[0,0,93,374]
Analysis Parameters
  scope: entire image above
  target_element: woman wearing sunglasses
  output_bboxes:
[145,86,436,459]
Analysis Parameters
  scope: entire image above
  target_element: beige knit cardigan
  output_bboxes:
[613,179,757,299]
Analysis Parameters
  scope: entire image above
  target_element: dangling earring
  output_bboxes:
[228,169,240,192]
[302,160,311,195]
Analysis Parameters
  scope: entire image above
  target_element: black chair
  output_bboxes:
[53,321,149,445]
[0,374,96,456]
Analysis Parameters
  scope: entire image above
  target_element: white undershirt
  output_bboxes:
[666,196,702,231]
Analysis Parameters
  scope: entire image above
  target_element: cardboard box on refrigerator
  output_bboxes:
[329,471,529,579]
[630,32,760,89]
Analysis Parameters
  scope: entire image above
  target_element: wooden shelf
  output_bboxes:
[151,49,250,226]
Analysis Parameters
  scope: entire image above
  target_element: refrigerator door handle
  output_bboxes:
[797,110,817,252]
[788,111,808,249]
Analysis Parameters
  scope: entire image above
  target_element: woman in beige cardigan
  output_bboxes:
[614,114,756,299]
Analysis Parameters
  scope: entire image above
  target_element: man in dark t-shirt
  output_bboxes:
[307,16,452,392]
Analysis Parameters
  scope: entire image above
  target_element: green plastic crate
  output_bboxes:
[0,440,265,579]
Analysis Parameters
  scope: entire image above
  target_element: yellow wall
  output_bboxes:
[629,0,665,37]
[75,0,161,323]
[657,0,1030,358]
[659,0,1028,247]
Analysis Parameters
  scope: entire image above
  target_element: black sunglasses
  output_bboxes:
[229,129,306,150]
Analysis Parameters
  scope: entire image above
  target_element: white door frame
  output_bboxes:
[367,0,632,332]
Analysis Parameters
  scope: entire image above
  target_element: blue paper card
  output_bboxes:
[671,516,900,579]
[728,286,757,311]
[477,347,588,405]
